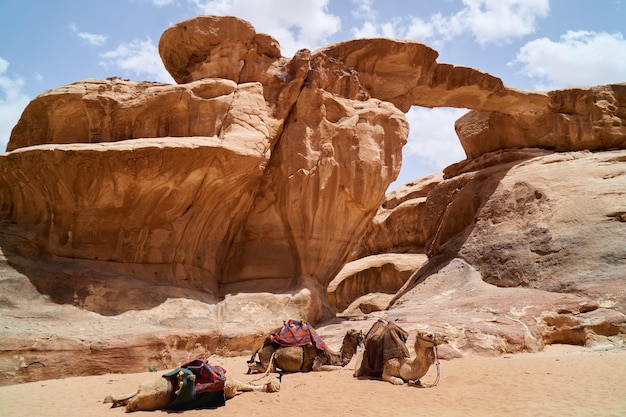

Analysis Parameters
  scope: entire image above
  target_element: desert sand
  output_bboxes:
[1,344,625,417]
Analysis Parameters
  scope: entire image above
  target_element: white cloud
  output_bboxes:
[439,0,549,45]
[152,0,175,6]
[188,0,341,56]
[512,30,626,89]
[0,57,31,152]
[404,107,468,169]
[405,17,436,41]
[99,38,175,83]
[350,0,375,20]
[349,0,549,45]
[351,20,379,38]
[70,23,107,46]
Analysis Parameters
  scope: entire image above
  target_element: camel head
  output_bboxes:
[414,330,448,348]
[345,328,365,347]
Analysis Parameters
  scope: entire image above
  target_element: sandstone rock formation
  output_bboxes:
[327,253,427,313]
[456,84,626,158]
[330,148,625,359]
[1,15,625,384]
[3,16,409,314]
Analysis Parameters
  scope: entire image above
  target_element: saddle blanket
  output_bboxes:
[162,359,227,410]
[360,319,410,377]
[271,319,326,350]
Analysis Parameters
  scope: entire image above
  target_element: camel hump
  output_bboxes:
[360,319,410,376]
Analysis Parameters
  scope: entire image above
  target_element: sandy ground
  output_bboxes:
[1,345,625,417]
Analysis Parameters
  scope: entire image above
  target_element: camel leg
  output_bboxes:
[311,356,344,372]
[123,377,172,412]
[247,347,260,374]
[224,376,280,399]
[247,345,278,374]
[312,364,344,371]
[382,373,405,385]
[382,359,406,385]
[352,348,365,377]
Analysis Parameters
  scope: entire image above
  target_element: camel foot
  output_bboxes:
[384,376,405,385]
[247,362,269,374]
[264,376,281,393]
[408,379,423,387]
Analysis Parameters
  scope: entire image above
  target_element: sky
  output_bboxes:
[1,0,625,189]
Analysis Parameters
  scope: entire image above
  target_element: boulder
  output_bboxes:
[327,253,427,313]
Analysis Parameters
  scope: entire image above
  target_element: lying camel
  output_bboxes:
[248,328,364,373]
[104,363,280,412]
[354,319,448,386]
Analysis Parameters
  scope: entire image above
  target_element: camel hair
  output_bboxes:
[247,328,364,373]
[382,329,448,385]
[104,373,280,412]
[354,322,449,386]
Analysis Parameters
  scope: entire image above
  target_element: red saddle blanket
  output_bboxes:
[270,319,325,350]
[162,359,227,410]
[166,358,226,394]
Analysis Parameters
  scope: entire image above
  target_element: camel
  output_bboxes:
[354,319,448,386]
[247,328,364,373]
[104,363,280,412]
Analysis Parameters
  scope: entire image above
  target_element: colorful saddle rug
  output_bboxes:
[270,319,326,350]
[162,359,227,410]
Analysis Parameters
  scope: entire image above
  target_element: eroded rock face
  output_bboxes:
[8,78,246,151]
[316,39,548,115]
[158,15,281,85]
[222,87,406,290]
[327,253,427,313]
[1,15,408,333]
[360,150,626,357]
[457,150,626,295]
[350,173,443,261]
[456,84,626,158]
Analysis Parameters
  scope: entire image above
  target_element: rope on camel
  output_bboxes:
[248,351,277,384]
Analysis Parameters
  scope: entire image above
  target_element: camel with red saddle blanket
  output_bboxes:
[247,319,364,373]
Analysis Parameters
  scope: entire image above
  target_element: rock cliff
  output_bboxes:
[1,15,625,384]
[337,149,625,355]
